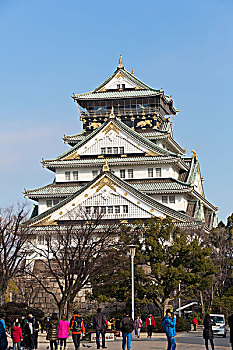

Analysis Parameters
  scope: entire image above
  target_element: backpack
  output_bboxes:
[72,317,82,332]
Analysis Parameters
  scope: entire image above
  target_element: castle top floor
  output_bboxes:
[72,56,178,135]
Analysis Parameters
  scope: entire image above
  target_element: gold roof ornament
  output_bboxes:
[103,158,110,172]
[191,149,197,158]
[131,68,134,76]
[109,106,115,118]
[118,54,123,68]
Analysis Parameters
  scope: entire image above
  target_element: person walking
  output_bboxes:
[20,316,28,349]
[58,315,69,350]
[26,313,39,350]
[145,314,155,338]
[11,322,23,350]
[120,311,134,350]
[134,316,142,338]
[93,308,107,349]
[228,313,233,350]
[69,311,85,350]
[192,317,197,331]
[0,319,7,350]
[203,314,215,350]
[162,309,177,350]
[47,313,59,350]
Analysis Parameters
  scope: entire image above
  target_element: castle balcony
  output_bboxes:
[80,106,165,120]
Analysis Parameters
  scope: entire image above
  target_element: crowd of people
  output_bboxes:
[0,309,232,350]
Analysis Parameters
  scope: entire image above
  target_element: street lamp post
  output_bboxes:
[128,244,136,321]
[178,282,181,317]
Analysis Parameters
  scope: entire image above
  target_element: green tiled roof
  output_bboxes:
[44,155,187,170]
[74,89,162,100]
[128,178,190,192]
[25,182,84,198]
[27,171,199,226]
[25,178,191,199]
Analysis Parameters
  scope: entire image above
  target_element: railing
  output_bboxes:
[80,106,164,119]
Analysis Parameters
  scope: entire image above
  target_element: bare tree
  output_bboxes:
[25,208,123,316]
[0,204,31,305]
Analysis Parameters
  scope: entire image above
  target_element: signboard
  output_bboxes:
[90,332,115,342]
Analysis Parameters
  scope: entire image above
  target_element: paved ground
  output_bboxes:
[31,331,231,350]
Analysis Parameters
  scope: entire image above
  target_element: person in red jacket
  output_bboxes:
[192,317,197,331]
[145,314,156,338]
[11,322,23,350]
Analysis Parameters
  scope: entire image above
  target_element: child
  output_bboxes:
[11,322,23,350]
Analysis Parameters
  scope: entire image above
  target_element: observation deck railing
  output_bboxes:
[80,106,164,119]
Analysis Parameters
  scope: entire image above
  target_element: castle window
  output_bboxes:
[115,206,120,214]
[120,169,125,178]
[169,196,175,203]
[156,168,161,177]
[162,196,168,204]
[86,207,91,214]
[92,170,98,178]
[100,206,106,214]
[107,147,112,154]
[101,148,106,154]
[53,199,59,206]
[148,168,153,177]
[38,235,45,245]
[123,205,128,213]
[122,84,125,90]
[65,171,70,181]
[73,171,78,180]
[128,169,134,178]
[46,200,52,207]
[113,147,118,154]
[119,147,124,154]
[93,207,99,214]
[107,206,113,214]
[117,84,120,89]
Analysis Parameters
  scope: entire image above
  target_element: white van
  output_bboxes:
[209,314,226,338]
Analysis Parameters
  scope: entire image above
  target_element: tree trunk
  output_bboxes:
[199,291,205,317]
[163,298,173,317]
[68,298,75,318]
[0,290,5,306]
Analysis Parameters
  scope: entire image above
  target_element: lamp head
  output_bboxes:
[128,244,136,257]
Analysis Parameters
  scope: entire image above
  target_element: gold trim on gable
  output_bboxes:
[31,215,58,227]
[63,152,80,160]
[91,176,117,192]
[103,122,119,135]
[116,71,125,79]
[145,151,160,156]
[98,87,106,92]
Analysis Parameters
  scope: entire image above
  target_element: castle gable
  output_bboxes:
[60,118,172,161]
[28,172,196,227]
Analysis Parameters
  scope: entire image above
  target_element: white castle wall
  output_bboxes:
[151,193,188,212]
[55,164,179,182]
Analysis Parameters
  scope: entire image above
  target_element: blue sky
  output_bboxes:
[0,0,233,222]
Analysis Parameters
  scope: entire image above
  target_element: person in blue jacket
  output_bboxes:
[0,318,7,350]
[162,309,177,350]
